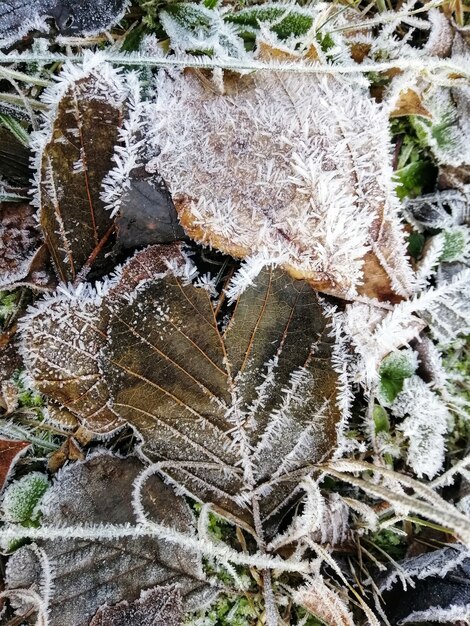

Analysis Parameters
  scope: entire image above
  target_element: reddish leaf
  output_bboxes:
[0,438,30,492]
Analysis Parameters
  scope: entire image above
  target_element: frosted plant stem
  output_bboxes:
[0,66,50,87]
[252,497,279,626]
[0,53,468,79]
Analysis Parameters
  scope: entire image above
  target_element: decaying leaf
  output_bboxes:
[390,88,431,118]
[89,584,182,626]
[114,167,186,251]
[0,202,54,292]
[5,452,213,626]
[0,0,129,48]
[0,438,30,492]
[378,547,470,625]
[147,69,415,301]
[103,263,341,533]
[37,63,126,283]
[19,284,124,434]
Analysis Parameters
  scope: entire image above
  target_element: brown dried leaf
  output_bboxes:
[103,266,340,533]
[19,287,124,435]
[151,69,414,301]
[0,438,30,492]
[19,245,187,437]
[89,585,182,626]
[39,70,123,283]
[390,88,432,118]
[5,453,212,626]
[0,202,55,292]
[295,577,355,626]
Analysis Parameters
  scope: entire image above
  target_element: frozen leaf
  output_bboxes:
[19,244,189,436]
[0,0,129,48]
[89,585,182,626]
[390,88,431,119]
[378,547,470,625]
[148,69,414,301]
[19,284,124,435]
[37,63,127,283]
[0,438,30,492]
[0,202,55,292]
[392,375,450,479]
[224,4,314,40]
[5,452,212,626]
[160,3,246,58]
[103,265,341,534]
[294,576,355,626]
[49,0,129,36]
[1,472,49,523]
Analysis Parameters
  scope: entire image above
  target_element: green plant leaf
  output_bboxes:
[225,5,313,39]
[378,350,416,406]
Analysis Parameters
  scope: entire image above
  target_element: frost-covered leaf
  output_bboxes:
[5,452,212,626]
[1,472,49,523]
[90,584,182,626]
[224,4,314,40]
[148,69,414,301]
[0,0,129,48]
[19,284,124,434]
[392,375,450,479]
[160,3,246,59]
[378,547,470,625]
[19,244,189,436]
[103,265,340,533]
[294,576,354,626]
[0,202,55,292]
[37,63,127,283]
[0,438,30,492]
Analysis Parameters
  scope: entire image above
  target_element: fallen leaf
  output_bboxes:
[149,68,415,301]
[5,452,213,626]
[38,65,125,283]
[114,167,186,252]
[19,285,124,435]
[89,585,182,626]
[0,202,55,292]
[47,436,84,473]
[0,438,30,492]
[378,547,470,625]
[390,88,431,118]
[0,0,128,48]
[295,577,355,626]
[19,244,187,436]
[103,265,340,533]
